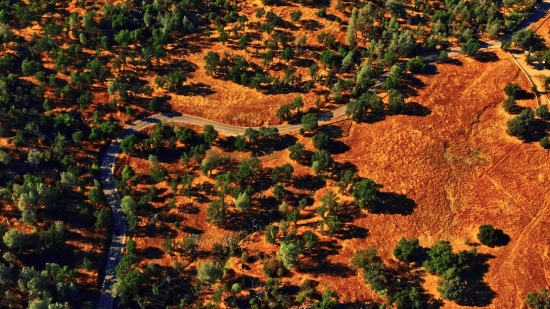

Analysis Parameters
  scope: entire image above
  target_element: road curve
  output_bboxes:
[97,3,550,306]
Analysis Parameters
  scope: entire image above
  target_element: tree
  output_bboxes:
[385,0,404,16]
[121,196,137,215]
[235,135,247,151]
[291,96,304,112]
[423,241,458,275]
[461,38,480,56]
[389,90,406,114]
[437,267,464,301]
[393,238,421,262]
[535,104,550,121]
[311,150,333,174]
[276,104,292,120]
[204,51,220,75]
[383,64,403,90]
[277,241,302,270]
[320,50,335,69]
[301,113,318,132]
[349,247,386,291]
[407,56,426,73]
[477,224,500,247]
[266,225,279,244]
[197,261,223,284]
[288,143,305,161]
[504,83,522,98]
[120,135,138,154]
[94,208,111,228]
[281,47,294,62]
[346,9,357,47]
[526,288,550,309]
[238,34,248,50]
[352,179,378,210]
[202,124,218,145]
[540,136,550,149]
[316,286,339,309]
[392,286,423,309]
[235,192,250,212]
[161,235,173,255]
[112,269,144,300]
[290,10,302,24]
[3,229,26,250]
[512,29,536,50]
[88,187,103,204]
[503,96,518,113]
[207,200,226,226]
[507,108,534,139]
[312,132,330,150]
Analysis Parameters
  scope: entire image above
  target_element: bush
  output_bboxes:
[540,136,549,149]
[196,261,223,284]
[406,56,426,73]
[393,237,420,262]
[477,224,499,247]
[526,288,550,309]
[504,83,522,98]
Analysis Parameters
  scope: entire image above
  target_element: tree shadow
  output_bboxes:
[292,174,326,191]
[494,229,511,247]
[457,253,496,306]
[475,51,500,63]
[176,82,216,96]
[374,192,417,215]
[404,102,432,116]
[301,19,323,31]
[140,246,164,260]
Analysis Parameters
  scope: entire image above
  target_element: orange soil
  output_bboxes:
[118,50,550,307]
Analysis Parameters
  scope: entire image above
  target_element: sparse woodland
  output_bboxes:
[0,0,547,308]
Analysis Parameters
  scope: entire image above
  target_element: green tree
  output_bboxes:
[301,113,318,132]
[94,208,111,229]
[288,142,305,161]
[320,50,335,69]
[392,286,423,309]
[3,229,26,250]
[266,224,279,245]
[204,51,220,75]
[290,10,302,24]
[281,47,294,62]
[535,104,550,121]
[461,38,480,56]
[277,241,302,270]
[526,288,550,309]
[351,179,378,210]
[311,150,333,174]
[88,187,103,204]
[393,237,421,262]
[437,267,464,301]
[112,269,144,300]
[235,191,250,212]
[120,135,138,154]
[504,83,522,98]
[202,124,218,145]
[206,199,226,226]
[477,224,499,247]
[502,96,518,113]
[291,96,304,112]
[407,56,426,73]
[389,90,406,114]
[197,261,223,284]
[312,132,330,150]
[507,108,534,139]
[385,0,405,16]
[235,135,247,151]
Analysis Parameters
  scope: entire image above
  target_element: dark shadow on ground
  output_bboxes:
[374,192,417,215]
[475,51,500,63]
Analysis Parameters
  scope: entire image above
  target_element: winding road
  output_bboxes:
[97,3,550,307]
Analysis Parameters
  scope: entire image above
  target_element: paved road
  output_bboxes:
[97,2,550,307]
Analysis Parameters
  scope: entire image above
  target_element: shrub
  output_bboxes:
[477,224,499,247]
[393,237,420,262]
[196,261,223,284]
